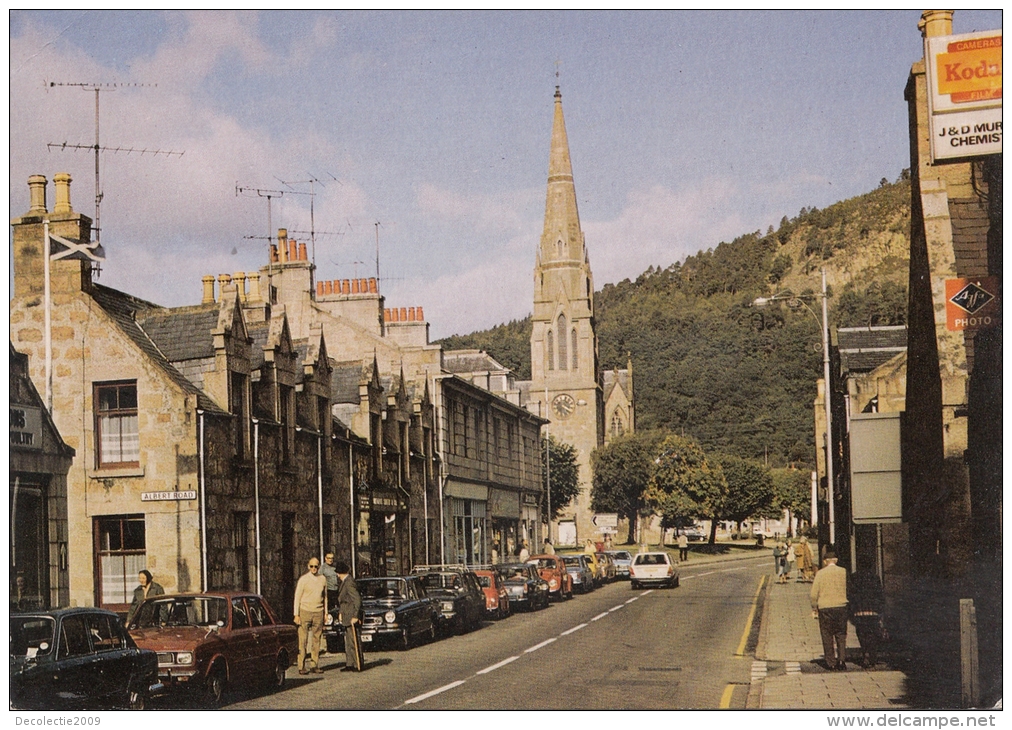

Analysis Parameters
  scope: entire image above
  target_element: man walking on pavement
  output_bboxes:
[677,532,689,562]
[810,549,849,671]
[293,557,328,674]
[320,552,340,613]
[335,561,365,672]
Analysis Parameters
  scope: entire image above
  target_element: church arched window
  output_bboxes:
[557,314,567,370]
[547,330,554,371]
[572,328,578,370]
[610,411,625,438]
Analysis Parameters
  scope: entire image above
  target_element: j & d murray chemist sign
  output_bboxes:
[925,29,1002,161]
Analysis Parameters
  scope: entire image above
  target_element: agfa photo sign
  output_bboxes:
[924,29,1002,161]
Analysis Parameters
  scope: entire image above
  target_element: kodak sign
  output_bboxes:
[935,35,1002,104]
[925,29,1003,161]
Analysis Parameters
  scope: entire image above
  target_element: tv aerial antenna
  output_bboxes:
[275,173,338,266]
[45,81,184,245]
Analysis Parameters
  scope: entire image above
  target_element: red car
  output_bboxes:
[128,592,297,707]
[528,554,574,600]
[473,569,511,619]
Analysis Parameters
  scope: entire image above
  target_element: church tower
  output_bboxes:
[529,87,606,545]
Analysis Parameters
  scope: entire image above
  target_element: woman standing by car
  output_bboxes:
[127,570,164,624]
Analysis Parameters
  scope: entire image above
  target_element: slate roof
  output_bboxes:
[331,362,366,404]
[837,326,908,374]
[442,349,511,375]
[603,369,631,403]
[136,305,218,362]
[90,284,226,414]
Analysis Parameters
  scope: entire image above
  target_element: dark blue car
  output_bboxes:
[10,607,161,710]
[326,576,439,651]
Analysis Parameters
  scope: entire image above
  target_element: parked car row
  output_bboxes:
[11,549,680,710]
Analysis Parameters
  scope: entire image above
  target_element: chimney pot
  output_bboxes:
[352,279,360,294]
[202,275,216,304]
[270,245,278,263]
[317,281,325,297]
[369,277,378,293]
[27,175,48,214]
[417,307,424,321]
[384,308,390,321]
[232,272,247,302]
[408,307,416,321]
[298,243,307,261]
[53,172,73,214]
[277,229,288,262]
[289,240,298,262]
[247,273,262,302]
[399,307,408,321]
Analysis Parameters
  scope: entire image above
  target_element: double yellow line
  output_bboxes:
[721,575,767,709]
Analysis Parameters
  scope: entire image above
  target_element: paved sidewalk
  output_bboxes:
[749,574,910,710]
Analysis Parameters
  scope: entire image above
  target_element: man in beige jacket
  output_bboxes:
[293,557,328,674]
[810,550,849,670]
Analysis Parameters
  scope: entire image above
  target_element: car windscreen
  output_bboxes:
[561,556,581,566]
[133,596,228,628]
[359,579,406,600]
[420,573,460,591]
[610,552,632,561]
[10,616,55,657]
[534,558,557,569]
[633,554,668,565]
[475,574,493,588]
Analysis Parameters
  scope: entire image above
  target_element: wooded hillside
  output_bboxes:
[437,175,911,468]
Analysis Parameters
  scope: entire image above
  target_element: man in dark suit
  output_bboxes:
[335,561,364,672]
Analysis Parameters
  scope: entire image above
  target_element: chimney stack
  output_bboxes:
[919,9,953,38]
[202,275,216,303]
[298,242,308,261]
[53,172,73,214]
[28,175,47,214]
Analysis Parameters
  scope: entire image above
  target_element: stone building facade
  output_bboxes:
[901,10,1001,704]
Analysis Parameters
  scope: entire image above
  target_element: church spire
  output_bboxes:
[540,86,585,263]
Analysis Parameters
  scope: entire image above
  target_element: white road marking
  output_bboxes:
[524,637,557,653]
[404,680,467,705]
[476,655,520,674]
[608,604,623,612]
[642,589,654,595]
[560,623,588,635]
[590,612,609,622]
[625,596,639,604]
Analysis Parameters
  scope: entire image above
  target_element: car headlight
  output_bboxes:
[549,579,558,588]
[441,601,454,612]
[384,611,397,624]
[175,652,193,665]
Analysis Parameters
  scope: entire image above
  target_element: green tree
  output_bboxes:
[770,468,811,537]
[591,430,665,544]
[711,453,775,532]
[644,435,727,543]
[542,435,580,521]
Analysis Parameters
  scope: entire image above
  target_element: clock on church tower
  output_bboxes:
[552,393,576,419]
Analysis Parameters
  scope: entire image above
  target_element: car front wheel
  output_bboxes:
[127,689,145,710]
[203,665,227,708]
[273,651,288,690]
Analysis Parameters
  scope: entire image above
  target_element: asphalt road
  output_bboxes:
[221,555,770,711]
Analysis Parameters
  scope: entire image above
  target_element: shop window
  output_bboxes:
[94,381,139,468]
[94,515,145,610]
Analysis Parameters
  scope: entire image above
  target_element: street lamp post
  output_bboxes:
[753,267,835,547]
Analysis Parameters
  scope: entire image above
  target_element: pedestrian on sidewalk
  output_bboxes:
[773,541,787,583]
[293,557,327,674]
[785,539,796,581]
[810,550,849,671]
[796,537,815,582]
[677,532,689,562]
[849,568,886,668]
[335,560,364,672]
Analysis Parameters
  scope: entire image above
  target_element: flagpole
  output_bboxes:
[43,220,53,413]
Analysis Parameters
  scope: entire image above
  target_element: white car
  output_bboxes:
[629,552,679,589]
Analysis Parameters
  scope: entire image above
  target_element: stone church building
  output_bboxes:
[518,88,634,546]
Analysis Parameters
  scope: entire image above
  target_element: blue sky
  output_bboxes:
[9,10,1002,338]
